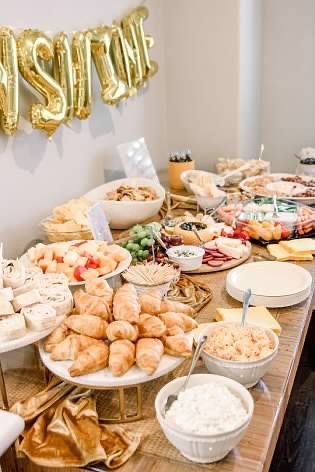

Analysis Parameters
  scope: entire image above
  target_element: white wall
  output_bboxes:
[262,0,315,172]
[163,0,241,171]
[0,0,168,258]
[239,0,262,159]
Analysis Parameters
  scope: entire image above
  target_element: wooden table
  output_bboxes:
[114,245,315,472]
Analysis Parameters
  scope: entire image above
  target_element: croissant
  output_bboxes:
[138,314,167,338]
[50,334,99,361]
[73,289,111,320]
[109,340,135,376]
[163,334,192,357]
[85,279,113,306]
[160,299,195,317]
[106,321,139,342]
[136,338,164,375]
[113,284,140,324]
[44,322,70,352]
[166,326,184,336]
[139,289,162,315]
[69,342,109,377]
[158,312,198,332]
[65,314,108,339]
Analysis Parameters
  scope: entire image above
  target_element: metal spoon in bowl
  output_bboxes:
[164,335,208,415]
[241,288,252,328]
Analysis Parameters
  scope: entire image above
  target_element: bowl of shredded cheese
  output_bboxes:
[200,322,279,388]
[155,373,254,463]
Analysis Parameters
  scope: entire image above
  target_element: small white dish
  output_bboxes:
[200,322,279,388]
[155,373,254,463]
[166,245,205,271]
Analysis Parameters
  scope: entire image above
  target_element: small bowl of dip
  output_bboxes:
[155,373,254,463]
[166,245,205,271]
[200,322,279,388]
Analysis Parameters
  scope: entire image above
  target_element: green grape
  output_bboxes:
[126,242,134,251]
[137,230,148,240]
[131,243,140,251]
[137,249,144,258]
[146,238,154,246]
[132,224,143,233]
[140,238,149,247]
[142,249,149,258]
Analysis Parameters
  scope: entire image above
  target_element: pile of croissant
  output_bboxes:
[44,278,198,378]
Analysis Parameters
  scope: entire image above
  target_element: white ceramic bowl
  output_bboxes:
[166,245,205,271]
[155,373,254,463]
[181,170,225,192]
[200,322,279,388]
[196,191,226,210]
[84,178,165,229]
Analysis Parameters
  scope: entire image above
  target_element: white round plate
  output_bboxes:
[39,333,193,388]
[0,315,65,354]
[226,261,312,297]
[240,173,315,205]
[20,241,131,287]
[226,279,311,308]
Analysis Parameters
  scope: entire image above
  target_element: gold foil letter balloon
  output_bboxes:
[72,31,92,119]
[123,6,158,88]
[111,23,136,97]
[17,29,66,137]
[0,28,19,135]
[54,32,74,122]
[90,25,129,105]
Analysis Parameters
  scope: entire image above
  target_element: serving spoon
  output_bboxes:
[241,288,252,328]
[164,335,207,415]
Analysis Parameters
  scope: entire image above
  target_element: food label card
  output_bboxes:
[87,203,113,242]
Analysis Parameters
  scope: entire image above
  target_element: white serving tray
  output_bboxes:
[39,332,193,388]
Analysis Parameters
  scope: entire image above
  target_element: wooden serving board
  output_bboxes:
[186,242,251,274]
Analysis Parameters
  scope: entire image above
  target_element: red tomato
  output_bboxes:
[280,226,291,239]
[86,257,100,269]
[74,265,88,281]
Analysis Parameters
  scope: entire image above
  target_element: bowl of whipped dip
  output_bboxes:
[200,322,279,388]
[155,373,254,463]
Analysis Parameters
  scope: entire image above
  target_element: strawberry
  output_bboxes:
[74,265,88,281]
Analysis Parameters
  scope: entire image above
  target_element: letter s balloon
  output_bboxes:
[17,29,66,137]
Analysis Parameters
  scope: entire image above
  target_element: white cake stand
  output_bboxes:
[0,315,64,409]
[39,333,193,423]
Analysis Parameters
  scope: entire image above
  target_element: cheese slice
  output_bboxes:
[279,238,315,254]
[22,303,56,331]
[215,306,281,335]
[12,289,41,312]
[267,244,313,261]
[0,314,26,341]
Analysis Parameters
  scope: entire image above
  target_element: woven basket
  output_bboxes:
[39,218,93,242]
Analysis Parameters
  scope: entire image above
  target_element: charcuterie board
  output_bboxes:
[186,242,251,274]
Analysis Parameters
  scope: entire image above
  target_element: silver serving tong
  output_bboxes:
[164,335,207,415]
